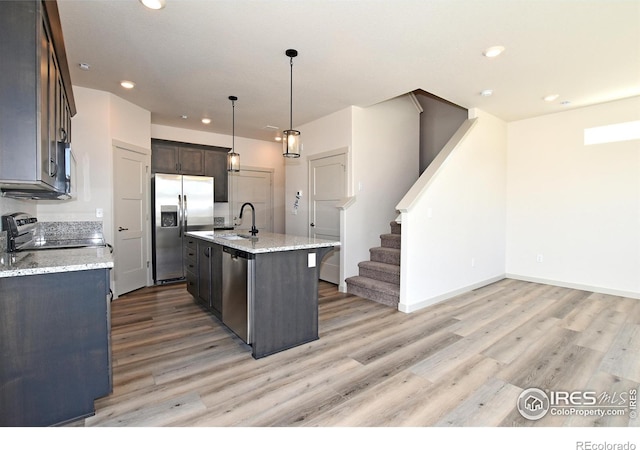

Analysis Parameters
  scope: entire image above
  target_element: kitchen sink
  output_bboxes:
[219,233,256,240]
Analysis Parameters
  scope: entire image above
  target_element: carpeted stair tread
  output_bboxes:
[390,221,401,235]
[380,233,401,249]
[358,261,400,285]
[345,276,399,307]
[370,246,400,265]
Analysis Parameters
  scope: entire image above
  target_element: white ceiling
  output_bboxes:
[57,0,640,143]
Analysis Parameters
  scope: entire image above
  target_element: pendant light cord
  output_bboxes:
[289,55,294,130]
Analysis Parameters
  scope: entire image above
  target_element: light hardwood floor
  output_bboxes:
[67,278,640,427]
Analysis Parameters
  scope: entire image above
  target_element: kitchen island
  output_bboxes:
[0,247,113,426]
[185,231,340,359]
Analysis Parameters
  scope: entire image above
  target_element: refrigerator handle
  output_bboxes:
[178,194,182,237]
[184,195,188,232]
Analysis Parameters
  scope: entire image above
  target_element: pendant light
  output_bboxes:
[283,49,301,158]
[227,96,240,172]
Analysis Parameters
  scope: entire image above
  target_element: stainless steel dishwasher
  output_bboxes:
[221,246,255,343]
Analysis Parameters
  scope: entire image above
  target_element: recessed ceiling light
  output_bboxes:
[201,118,211,125]
[483,46,505,58]
[480,89,493,97]
[140,0,166,10]
[78,63,90,71]
[180,115,188,119]
[120,80,135,89]
[560,101,571,106]
[275,136,282,142]
[543,94,559,102]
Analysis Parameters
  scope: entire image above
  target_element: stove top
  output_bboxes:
[2,212,107,252]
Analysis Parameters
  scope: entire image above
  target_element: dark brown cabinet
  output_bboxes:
[185,237,198,298]
[151,139,229,202]
[0,0,75,195]
[0,269,111,426]
[151,141,205,175]
[186,236,222,318]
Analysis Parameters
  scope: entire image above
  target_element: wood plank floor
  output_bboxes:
[67,278,640,427]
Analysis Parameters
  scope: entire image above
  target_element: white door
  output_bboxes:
[230,169,273,233]
[114,145,149,296]
[309,153,346,284]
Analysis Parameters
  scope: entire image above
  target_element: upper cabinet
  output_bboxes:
[151,139,229,202]
[151,141,205,175]
[0,1,76,197]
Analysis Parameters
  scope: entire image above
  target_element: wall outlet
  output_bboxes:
[471,257,476,268]
[96,208,103,218]
[308,253,316,268]
[536,254,544,263]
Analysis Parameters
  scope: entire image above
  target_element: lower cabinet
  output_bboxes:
[0,269,111,426]
[186,237,222,319]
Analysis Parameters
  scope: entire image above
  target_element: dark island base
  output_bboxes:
[251,247,333,359]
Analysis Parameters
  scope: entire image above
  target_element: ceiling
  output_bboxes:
[57,0,640,143]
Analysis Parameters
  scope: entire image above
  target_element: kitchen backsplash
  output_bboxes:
[36,221,104,240]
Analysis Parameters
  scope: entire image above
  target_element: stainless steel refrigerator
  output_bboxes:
[152,173,214,283]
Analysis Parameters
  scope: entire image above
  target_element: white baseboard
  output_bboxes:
[505,273,640,300]
[398,274,506,313]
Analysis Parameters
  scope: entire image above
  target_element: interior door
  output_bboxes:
[114,145,149,296]
[230,169,273,233]
[309,153,346,284]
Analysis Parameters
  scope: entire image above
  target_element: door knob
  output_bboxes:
[118,226,129,232]
[310,223,315,227]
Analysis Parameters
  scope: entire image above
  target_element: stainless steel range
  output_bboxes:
[2,212,108,252]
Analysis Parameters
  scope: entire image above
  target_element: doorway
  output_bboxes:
[309,150,347,284]
[113,142,150,296]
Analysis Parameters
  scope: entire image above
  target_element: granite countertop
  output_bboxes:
[186,230,340,254]
[0,246,114,278]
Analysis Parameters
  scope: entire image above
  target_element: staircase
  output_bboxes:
[345,221,400,308]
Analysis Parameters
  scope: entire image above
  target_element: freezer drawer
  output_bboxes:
[221,247,254,344]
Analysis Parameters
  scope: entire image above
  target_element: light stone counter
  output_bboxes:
[186,230,340,254]
[0,246,114,278]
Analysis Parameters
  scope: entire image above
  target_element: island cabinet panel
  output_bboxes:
[0,269,111,426]
[251,247,333,359]
[185,236,222,319]
[184,237,198,298]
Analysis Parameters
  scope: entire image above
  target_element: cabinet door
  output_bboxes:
[204,150,229,202]
[210,244,223,315]
[197,243,212,308]
[179,147,204,175]
[151,142,179,174]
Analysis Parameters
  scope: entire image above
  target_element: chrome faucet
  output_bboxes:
[239,202,258,236]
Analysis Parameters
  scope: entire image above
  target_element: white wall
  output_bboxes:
[285,95,420,290]
[37,87,151,249]
[151,124,285,233]
[398,109,508,312]
[506,96,640,297]
[348,96,420,280]
[285,106,354,237]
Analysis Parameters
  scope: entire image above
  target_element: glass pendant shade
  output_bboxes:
[228,95,240,172]
[283,129,301,158]
[227,151,240,172]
